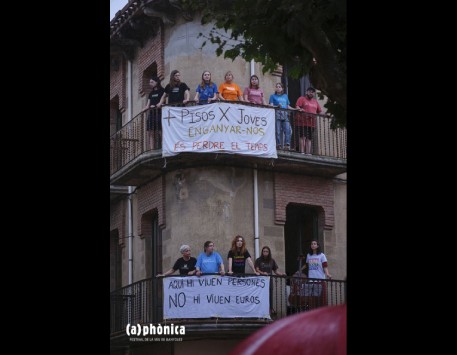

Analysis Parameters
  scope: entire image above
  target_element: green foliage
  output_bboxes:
[187,0,346,127]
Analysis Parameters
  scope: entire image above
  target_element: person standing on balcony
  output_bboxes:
[269,82,295,150]
[218,71,244,101]
[288,268,309,313]
[194,70,219,105]
[157,70,190,107]
[227,235,259,275]
[156,244,197,276]
[302,240,331,279]
[255,246,285,317]
[301,240,331,308]
[195,241,225,275]
[295,87,322,155]
[144,76,165,150]
[243,75,267,105]
[254,246,285,276]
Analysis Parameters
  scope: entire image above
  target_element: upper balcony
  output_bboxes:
[110,102,346,187]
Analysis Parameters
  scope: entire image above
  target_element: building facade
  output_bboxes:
[110,1,346,354]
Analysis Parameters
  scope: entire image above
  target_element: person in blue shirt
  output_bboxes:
[195,241,225,275]
[194,71,219,104]
[269,82,296,150]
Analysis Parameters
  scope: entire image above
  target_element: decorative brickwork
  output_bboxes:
[110,199,126,246]
[274,173,334,229]
[137,175,166,236]
[137,26,165,97]
[140,209,156,240]
[110,57,126,113]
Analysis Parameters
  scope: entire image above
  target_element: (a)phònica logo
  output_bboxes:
[126,323,186,337]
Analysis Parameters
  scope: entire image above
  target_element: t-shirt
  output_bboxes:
[148,87,165,106]
[269,93,291,120]
[196,252,224,273]
[172,257,197,275]
[227,250,251,274]
[295,96,322,127]
[196,83,219,103]
[254,257,279,275]
[306,253,328,279]
[243,87,264,104]
[164,82,190,104]
[218,82,242,101]
[268,93,290,108]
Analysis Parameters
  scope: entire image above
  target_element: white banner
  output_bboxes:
[163,275,271,319]
[162,102,277,158]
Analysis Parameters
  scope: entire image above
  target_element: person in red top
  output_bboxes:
[295,87,322,155]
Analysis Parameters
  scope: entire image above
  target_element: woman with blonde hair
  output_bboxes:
[218,71,244,101]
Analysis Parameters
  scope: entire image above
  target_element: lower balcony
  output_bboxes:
[110,275,346,350]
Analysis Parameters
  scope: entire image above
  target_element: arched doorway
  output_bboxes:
[143,209,161,279]
[142,210,162,322]
[284,204,319,275]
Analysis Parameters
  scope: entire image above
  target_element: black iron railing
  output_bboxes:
[110,101,347,175]
[110,275,346,335]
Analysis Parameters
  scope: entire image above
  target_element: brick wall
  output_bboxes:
[274,173,334,229]
[136,26,164,96]
[137,175,166,236]
[110,57,126,112]
[110,199,126,246]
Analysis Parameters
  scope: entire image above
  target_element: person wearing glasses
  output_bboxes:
[195,241,225,276]
[156,244,197,276]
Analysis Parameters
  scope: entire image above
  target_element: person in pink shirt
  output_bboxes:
[243,75,266,105]
[295,87,322,155]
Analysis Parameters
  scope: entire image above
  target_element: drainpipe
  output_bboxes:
[128,186,133,285]
[127,60,133,284]
[250,60,260,259]
[253,166,259,259]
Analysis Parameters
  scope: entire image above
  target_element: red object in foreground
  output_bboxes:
[229,304,346,355]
